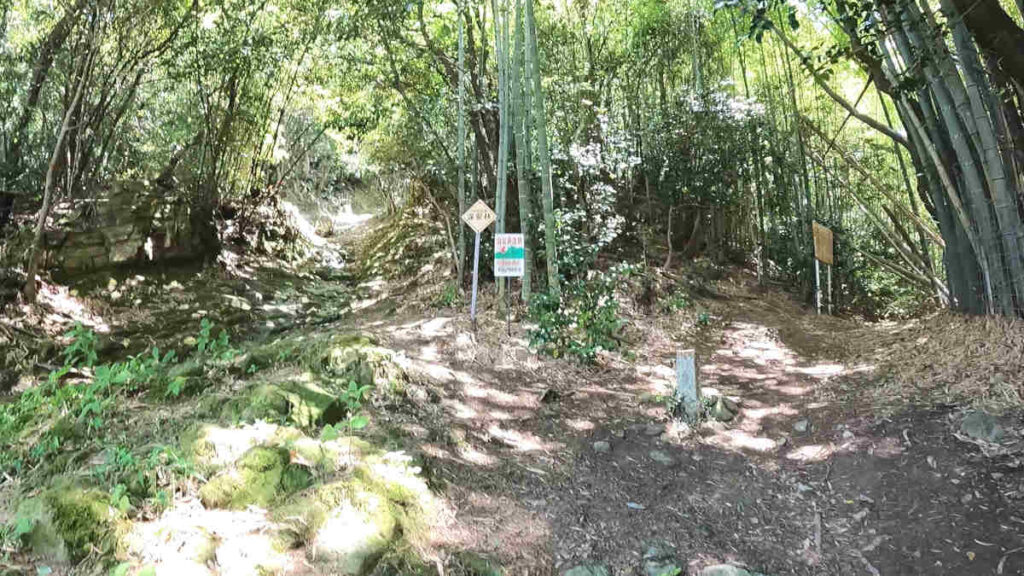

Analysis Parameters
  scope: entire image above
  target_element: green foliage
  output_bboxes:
[529,265,633,363]
[0,320,226,477]
[195,318,236,360]
[90,445,193,509]
[434,282,461,308]
[63,323,98,369]
[321,380,373,441]
[660,291,690,313]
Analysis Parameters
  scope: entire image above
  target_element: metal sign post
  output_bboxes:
[494,233,524,336]
[812,222,835,315]
[462,200,496,331]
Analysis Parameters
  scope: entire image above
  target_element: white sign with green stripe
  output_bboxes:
[494,233,524,278]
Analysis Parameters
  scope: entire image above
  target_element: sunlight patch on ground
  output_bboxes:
[785,443,836,462]
[457,444,497,466]
[126,498,289,576]
[487,425,561,453]
[705,429,780,452]
[567,418,595,431]
[635,363,676,395]
[444,399,479,420]
[405,358,454,382]
[329,203,375,231]
[762,382,812,396]
[419,343,440,361]
[37,283,109,332]
[200,421,280,468]
[281,200,327,248]
[462,382,522,407]
[788,362,845,378]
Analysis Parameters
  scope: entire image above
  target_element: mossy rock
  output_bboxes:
[199,445,306,510]
[222,378,345,428]
[289,435,373,473]
[17,486,129,564]
[272,453,432,554]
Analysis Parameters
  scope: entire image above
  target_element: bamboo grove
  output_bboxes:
[1,0,1024,318]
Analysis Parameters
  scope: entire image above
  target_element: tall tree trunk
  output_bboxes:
[24,41,93,303]
[457,0,467,288]
[947,0,1024,89]
[524,0,560,295]
[512,0,533,300]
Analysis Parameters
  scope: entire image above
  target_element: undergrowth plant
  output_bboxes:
[321,380,373,441]
[529,264,634,363]
[0,320,230,483]
[195,318,237,360]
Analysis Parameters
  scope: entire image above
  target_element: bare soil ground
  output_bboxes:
[349,258,1024,575]
[3,209,1021,575]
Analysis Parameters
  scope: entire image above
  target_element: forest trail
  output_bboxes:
[2,209,1018,576]
[344,256,1022,575]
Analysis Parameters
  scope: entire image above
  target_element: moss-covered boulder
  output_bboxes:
[219,377,346,428]
[199,446,308,510]
[271,452,433,572]
[311,497,395,575]
[17,486,128,563]
[272,478,398,576]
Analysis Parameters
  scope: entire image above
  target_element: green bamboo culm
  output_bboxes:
[457,0,467,290]
[523,0,560,296]
[511,0,533,300]
[492,0,510,299]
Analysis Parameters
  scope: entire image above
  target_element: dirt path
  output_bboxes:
[353,274,1023,575]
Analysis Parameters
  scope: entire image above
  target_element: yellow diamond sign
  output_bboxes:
[462,199,496,233]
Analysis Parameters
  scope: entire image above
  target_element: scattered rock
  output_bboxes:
[961,411,1004,443]
[722,396,739,412]
[310,499,396,575]
[17,486,129,564]
[649,450,675,466]
[593,441,611,454]
[539,388,561,403]
[241,380,346,428]
[842,429,855,440]
[199,445,309,510]
[644,423,666,437]
[793,419,810,433]
[564,566,611,576]
[223,294,252,312]
[712,397,735,422]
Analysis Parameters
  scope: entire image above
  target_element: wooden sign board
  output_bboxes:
[461,199,496,233]
[813,222,834,265]
[494,233,524,277]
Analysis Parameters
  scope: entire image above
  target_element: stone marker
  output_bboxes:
[676,349,701,422]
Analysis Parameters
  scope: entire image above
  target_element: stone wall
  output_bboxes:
[43,182,194,273]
